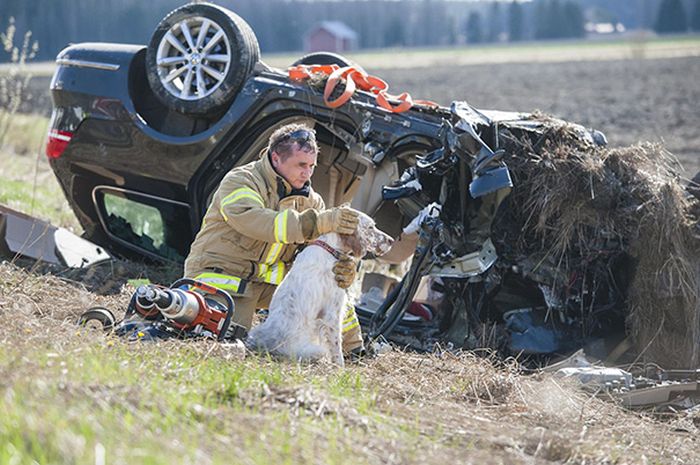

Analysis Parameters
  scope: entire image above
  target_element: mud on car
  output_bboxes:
[49,2,693,362]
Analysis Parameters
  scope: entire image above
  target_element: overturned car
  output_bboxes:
[46,3,700,366]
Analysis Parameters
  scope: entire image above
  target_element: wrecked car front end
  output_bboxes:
[357,101,684,363]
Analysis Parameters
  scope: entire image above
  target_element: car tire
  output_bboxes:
[146,3,260,115]
[78,307,116,332]
[292,52,357,68]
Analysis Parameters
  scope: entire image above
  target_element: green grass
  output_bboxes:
[0,339,410,465]
[0,112,81,231]
[14,33,700,75]
[0,260,695,464]
[0,176,77,228]
[0,111,49,155]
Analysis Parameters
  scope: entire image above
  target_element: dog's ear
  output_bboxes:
[339,231,365,258]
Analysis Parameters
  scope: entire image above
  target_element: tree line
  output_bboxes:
[1,0,700,62]
[655,0,700,33]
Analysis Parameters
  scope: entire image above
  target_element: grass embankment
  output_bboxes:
[1,264,696,464]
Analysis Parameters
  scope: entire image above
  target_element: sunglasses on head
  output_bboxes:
[285,128,315,143]
[273,128,316,151]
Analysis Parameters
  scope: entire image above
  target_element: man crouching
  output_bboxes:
[183,123,364,354]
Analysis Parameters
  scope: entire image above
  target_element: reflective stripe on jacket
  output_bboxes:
[342,302,360,334]
[193,271,247,294]
[184,151,325,287]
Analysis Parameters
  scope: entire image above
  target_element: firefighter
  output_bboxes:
[183,123,364,354]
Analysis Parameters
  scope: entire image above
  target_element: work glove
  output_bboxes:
[403,202,442,235]
[333,255,357,289]
[316,207,360,235]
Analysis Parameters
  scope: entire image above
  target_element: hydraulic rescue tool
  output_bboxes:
[78,278,247,342]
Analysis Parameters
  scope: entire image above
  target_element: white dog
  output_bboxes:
[245,212,393,366]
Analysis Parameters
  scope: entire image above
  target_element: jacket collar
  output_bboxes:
[259,150,310,199]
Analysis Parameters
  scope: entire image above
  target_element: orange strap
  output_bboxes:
[288,64,438,113]
[288,64,339,81]
[323,66,357,108]
[376,91,413,113]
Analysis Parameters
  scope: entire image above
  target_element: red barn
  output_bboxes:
[304,21,358,53]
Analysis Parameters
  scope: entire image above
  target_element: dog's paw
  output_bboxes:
[292,343,326,362]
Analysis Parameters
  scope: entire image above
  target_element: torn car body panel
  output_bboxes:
[360,101,653,360]
[0,205,111,267]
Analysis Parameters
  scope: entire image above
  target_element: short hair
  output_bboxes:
[268,123,319,161]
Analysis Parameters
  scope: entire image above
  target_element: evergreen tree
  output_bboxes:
[466,11,483,44]
[563,1,585,38]
[447,16,458,45]
[654,0,688,33]
[508,1,524,41]
[430,0,449,46]
[548,0,566,38]
[535,0,553,39]
[534,0,584,40]
[418,0,434,46]
[691,0,700,31]
[384,16,405,47]
[487,2,501,42]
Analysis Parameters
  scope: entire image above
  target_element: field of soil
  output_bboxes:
[377,56,700,176]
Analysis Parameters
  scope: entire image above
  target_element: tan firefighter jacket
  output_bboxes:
[183,151,325,293]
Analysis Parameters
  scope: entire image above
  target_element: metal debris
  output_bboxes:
[0,205,111,267]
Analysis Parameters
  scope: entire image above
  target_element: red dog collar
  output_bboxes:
[310,240,345,260]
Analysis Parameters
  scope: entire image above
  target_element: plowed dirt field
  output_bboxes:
[378,56,700,175]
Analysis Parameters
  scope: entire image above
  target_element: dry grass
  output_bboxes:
[493,116,700,367]
[1,259,698,464]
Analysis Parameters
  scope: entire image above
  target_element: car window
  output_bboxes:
[95,188,191,261]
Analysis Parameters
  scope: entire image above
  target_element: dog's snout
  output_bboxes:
[371,230,394,256]
[383,235,394,249]
[356,212,396,257]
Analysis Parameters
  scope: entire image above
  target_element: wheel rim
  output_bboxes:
[156,16,232,101]
[83,318,108,331]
